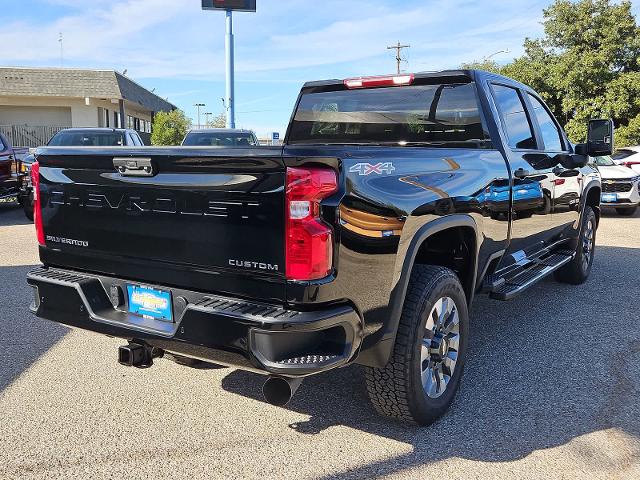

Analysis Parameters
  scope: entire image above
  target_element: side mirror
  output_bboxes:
[577,119,614,157]
[553,153,588,169]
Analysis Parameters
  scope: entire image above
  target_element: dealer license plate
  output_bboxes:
[127,285,173,322]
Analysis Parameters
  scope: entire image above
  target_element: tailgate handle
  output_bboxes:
[113,157,155,177]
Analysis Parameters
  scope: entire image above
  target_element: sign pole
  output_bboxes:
[225,9,235,128]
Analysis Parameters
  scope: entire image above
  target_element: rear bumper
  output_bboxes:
[27,267,362,377]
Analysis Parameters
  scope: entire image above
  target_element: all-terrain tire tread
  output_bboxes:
[364,265,458,424]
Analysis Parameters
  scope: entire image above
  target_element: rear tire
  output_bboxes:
[616,207,637,216]
[554,206,596,285]
[365,266,469,425]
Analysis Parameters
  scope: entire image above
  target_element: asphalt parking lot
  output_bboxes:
[0,202,638,480]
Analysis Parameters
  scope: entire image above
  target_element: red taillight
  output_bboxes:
[285,167,338,281]
[30,161,45,246]
[553,178,566,186]
[344,74,415,89]
[623,161,640,167]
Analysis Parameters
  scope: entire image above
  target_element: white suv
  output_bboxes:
[593,155,640,216]
[613,146,640,174]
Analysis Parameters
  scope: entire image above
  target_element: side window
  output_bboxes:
[0,135,5,151]
[492,84,536,150]
[527,94,564,152]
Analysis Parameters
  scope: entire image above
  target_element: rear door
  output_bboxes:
[489,83,562,264]
[37,147,287,302]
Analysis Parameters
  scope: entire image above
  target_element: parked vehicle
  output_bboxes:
[593,155,639,216]
[612,146,640,174]
[27,70,608,425]
[182,128,259,147]
[0,132,24,203]
[18,128,144,220]
[47,128,144,147]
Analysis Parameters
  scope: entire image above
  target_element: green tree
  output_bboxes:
[460,59,503,74]
[207,112,227,128]
[150,109,191,146]
[464,0,640,147]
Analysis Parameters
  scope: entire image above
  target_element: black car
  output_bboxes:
[27,70,607,425]
[18,128,144,219]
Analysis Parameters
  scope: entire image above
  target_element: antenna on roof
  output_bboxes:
[58,33,63,67]
[122,69,128,76]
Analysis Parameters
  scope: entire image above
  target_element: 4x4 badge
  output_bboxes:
[349,162,396,176]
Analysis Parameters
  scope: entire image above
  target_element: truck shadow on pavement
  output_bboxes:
[222,245,640,472]
[0,265,69,393]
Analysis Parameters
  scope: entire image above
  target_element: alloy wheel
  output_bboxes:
[581,218,595,271]
[420,296,461,399]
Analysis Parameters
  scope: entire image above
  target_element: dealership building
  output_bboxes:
[0,67,175,146]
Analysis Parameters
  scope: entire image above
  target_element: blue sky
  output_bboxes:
[3,0,639,137]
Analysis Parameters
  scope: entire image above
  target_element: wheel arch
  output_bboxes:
[583,181,601,228]
[357,215,480,368]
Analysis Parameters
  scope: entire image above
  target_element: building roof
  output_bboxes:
[0,67,176,113]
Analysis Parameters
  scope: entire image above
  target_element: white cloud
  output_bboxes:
[0,0,547,80]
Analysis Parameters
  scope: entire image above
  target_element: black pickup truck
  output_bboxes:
[27,70,611,425]
[0,132,25,202]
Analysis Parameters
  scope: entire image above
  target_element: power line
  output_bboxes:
[387,41,410,74]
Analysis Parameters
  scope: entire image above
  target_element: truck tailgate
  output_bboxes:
[36,147,286,302]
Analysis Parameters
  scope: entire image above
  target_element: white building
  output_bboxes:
[0,67,175,146]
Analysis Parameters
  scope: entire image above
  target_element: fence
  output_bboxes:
[0,125,68,148]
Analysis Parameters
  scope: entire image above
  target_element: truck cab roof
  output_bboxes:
[302,69,533,93]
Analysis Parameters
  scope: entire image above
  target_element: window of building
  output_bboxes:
[127,115,134,129]
[527,94,564,152]
[114,112,121,128]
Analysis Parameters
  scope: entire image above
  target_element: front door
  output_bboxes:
[525,92,582,240]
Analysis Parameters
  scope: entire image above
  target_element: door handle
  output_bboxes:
[113,157,155,176]
[513,168,530,179]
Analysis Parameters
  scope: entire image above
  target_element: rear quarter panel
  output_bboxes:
[283,145,511,364]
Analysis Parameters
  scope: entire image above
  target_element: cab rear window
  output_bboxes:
[48,131,125,147]
[288,82,490,147]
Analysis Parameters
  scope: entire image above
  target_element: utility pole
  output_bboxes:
[225,10,235,128]
[204,112,213,127]
[387,41,410,74]
[194,103,205,129]
[202,1,256,129]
